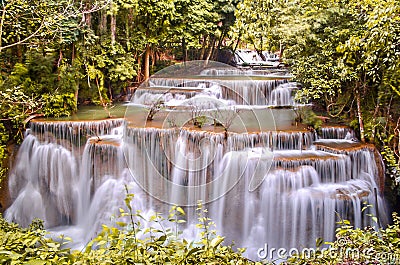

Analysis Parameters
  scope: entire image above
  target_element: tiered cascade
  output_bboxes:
[5,64,387,261]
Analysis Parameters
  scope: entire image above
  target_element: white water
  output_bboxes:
[136,78,298,107]
[319,126,356,140]
[234,50,280,67]
[199,68,292,78]
[269,83,298,106]
[146,77,287,105]
[5,67,388,262]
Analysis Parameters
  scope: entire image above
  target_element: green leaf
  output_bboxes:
[210,236,224,248]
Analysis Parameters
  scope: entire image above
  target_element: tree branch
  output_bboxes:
[0,18,44,52]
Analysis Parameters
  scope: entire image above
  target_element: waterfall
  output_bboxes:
[269,83,299,106]
[132,87,199,106]
[200,68,292,78]
[148,77,287,105]
[5,64,388,262]
[319,126,355,140]
[234,50,280,67]
[6,134,79,227]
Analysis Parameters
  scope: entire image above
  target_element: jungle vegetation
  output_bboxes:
[1,0,400,263]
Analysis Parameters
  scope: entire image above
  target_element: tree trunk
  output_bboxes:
[74,81,80,110]
[57,49,63,67]
[199,35,208,60]
[215,30,226,56]
[356,87,365,142]
[144,44,151,81]
[371,97,380,141]
[16,45,23,62]
[233,35,241,54]
[71,43,78,109]
[84,1,92,28]
[108,82,113,101]
[204,36,215,67]
[110,4,116,46]
[111,21,116,45]
[99,9,107,37]
[182,38,187,62]
[151,49,156,68]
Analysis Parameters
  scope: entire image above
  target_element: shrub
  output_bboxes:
[287,213,400,265]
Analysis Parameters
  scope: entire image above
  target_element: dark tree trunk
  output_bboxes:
[199,35,208,60]
[99,9,107,37]
[16,45,23,63]
[182,38,187,62]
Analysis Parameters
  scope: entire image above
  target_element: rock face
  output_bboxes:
[4,64,388,261]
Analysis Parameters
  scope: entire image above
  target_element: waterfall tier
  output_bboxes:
[144,77,290,106]
[29,119,125,148]
[318,126,355,140]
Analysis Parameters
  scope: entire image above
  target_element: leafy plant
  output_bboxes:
[294,107,322,130]
[71,192,257,264]
[192,115,208,128]
[287,213,400,265]
[0,124,9,183]
[0,215,71,264]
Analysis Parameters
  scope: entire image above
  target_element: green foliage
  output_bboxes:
[1,0,240,104]
[0,0,85,51]
[86,65,110,107]
[0,51,79,182]
[0,124,8,182]
[0,215,71,264]
[92,42,137,82]
[231,0,281,52]
[173,0,219,48]
[288,213,400,264]
[295,107,322,130]
[381,145,400,193]
[42,93,76,118]
[193,115,208,128]
[1,52,78,119]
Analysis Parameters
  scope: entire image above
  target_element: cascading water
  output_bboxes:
[269,83,298,106]
[318,126,356,140]
[199,68,292,78]
[5,62,387,262]
[146,77,287,105]
[234,50,280,67]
